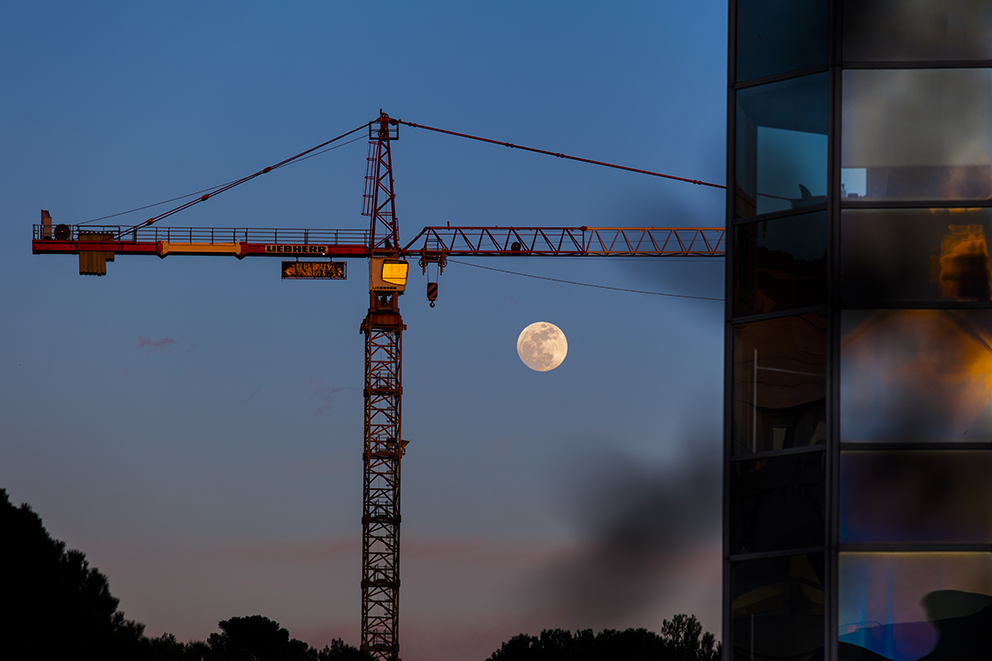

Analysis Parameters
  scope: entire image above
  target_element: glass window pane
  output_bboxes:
[841,310,992,443]
[730,451,825,555]
[840,451,992,544]
[736,74,828,218]
[842,208,992,304]
[842,69,992,202]
[733,313,827,455]
[843,0,992,62]
[735,211,827,316]
[731,553,824,661]
[736,0,829,81]
[839,553,992,661]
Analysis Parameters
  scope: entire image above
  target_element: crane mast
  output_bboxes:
[30,111,726,661]
[359,114,405,660]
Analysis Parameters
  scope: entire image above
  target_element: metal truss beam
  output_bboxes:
[363,113,401,253]
[402,226,726,257]
[360,294,405,661]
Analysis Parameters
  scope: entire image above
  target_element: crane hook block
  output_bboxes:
[427,282,438,307]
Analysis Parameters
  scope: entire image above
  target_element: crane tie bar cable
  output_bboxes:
[395,118,794,201]
[395,118,726,190]
[80,135,366,226]
[116,122,370,238]
[104,113,792,237]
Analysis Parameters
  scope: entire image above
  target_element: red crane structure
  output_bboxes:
[32,112,725,661]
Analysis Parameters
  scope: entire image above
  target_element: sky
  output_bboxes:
[0,3,728,660]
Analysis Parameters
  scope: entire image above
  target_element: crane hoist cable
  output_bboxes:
[447,258,723,300]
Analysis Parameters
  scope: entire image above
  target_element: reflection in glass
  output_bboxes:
[733,313,826,455]
[839,553,992,661]
[736,74,828,217]
[730,451,824,554]
[736,0,828,81]
[840,451,992,544]
[842,209,992,304]
[842,69,992,202]
[841,310,992,443]
[735,211,827,316]
[843,0,992,62]
[731,553,824,661]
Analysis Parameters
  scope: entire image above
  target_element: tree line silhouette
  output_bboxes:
[1,489,720,660]
[0,489,370,660]
[487,615,721,661]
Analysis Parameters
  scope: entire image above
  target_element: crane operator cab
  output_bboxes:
[369,257,409,293]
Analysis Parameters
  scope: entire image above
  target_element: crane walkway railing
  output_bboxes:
[33,224,369,246]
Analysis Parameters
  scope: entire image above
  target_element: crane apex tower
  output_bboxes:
[725,2,992,660]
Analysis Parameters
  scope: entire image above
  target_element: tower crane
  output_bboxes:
[31,112,725,661]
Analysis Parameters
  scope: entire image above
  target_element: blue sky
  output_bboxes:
[1,3,727,659]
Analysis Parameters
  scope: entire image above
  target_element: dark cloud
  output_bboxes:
[618,192,716,229]
[543,444,721,623]
[602,192,725,302]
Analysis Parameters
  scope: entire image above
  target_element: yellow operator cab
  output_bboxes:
[370,257,409,293]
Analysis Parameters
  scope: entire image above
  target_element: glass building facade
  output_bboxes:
[725,2,992,659]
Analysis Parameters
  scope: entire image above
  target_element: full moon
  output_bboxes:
[517,322,568,372]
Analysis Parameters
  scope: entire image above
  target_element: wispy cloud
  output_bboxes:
[240,388,262,404]
[138,336,177,353]
[305,375,358,414]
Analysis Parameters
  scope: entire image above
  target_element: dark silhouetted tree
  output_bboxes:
[487,614,721,661]
[202,616,372,661]
[660,613,720,661]
[0,488,375,661]
[0,488,148,659]
[205,615,313,660]
[315,637,377,661]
